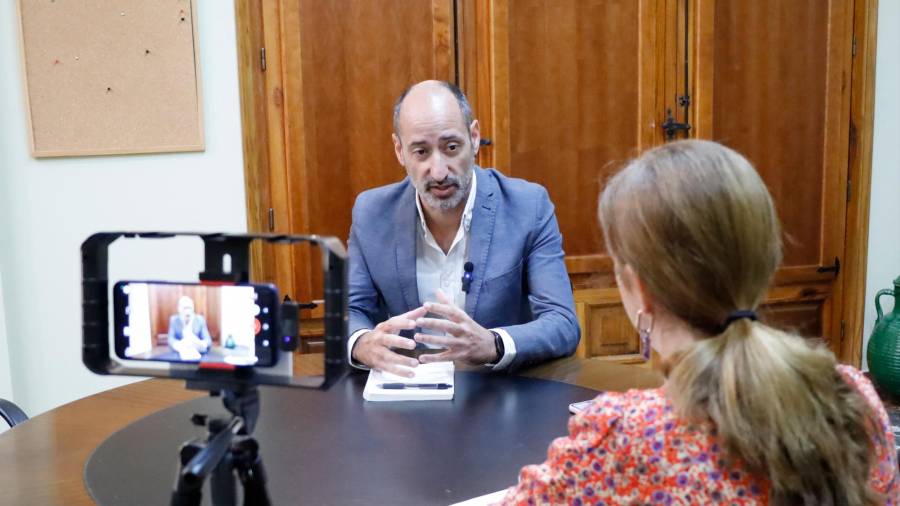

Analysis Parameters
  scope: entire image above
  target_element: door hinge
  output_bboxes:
[816,257,841,277]
[267,208,275,231]
[260,47,267,72]
[852,35,857,57]
[840,320,846,340]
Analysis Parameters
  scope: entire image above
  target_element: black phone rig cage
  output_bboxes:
[81,232,348,390]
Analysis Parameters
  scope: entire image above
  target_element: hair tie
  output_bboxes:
[722,310,757,329]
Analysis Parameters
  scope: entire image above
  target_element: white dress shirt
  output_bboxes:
[348,175,516,370]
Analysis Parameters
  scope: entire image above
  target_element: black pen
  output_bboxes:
[379,383,452,390]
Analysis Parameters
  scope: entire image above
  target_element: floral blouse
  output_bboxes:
[500,365,898,505]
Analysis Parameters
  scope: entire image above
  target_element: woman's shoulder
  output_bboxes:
[574,388,676,437]
[836,364,886,411]
[579,387,668,415]
[836,364,900,502]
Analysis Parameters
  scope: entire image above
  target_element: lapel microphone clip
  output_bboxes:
[461,262,474,293]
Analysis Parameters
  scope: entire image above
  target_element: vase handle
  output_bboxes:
[875,289,894,324]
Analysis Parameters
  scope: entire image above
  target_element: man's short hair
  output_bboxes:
[392,81,474,138]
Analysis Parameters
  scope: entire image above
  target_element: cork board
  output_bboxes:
[16,0,204,157]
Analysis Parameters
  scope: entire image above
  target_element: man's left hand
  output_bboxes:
[414,290,497,365]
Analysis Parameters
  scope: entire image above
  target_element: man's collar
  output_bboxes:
[414,168,478,235]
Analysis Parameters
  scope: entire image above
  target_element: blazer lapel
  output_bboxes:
[465,167,497,317]
[395,181,421,312]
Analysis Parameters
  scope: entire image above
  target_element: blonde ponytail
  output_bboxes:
[599,140,883,505]
[669,321,882,505]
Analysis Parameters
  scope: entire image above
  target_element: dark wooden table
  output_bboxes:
[0,355,661,505]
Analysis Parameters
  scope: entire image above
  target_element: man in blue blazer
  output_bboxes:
[348,80,579,375]
[167,295,212,360]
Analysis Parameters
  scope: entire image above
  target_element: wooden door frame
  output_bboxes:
[234,1,287,282]
[840,0,880,366]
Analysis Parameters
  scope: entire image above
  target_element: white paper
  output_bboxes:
[568,399,593,414]
[449,489,509,505]
[362,361,455,401]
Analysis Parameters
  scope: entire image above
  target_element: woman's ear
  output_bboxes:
[620,263,653,315]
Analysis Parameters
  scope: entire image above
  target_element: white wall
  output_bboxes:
[0,271,12,402]
[862,1,900,367]
[0,1,247,416]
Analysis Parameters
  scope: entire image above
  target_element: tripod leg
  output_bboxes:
[233,438,271,506]
[210,451,238,506]
[171,442,203,506]
[172,417,242,506]
[240,458,271,506]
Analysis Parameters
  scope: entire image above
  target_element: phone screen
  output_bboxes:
[113,281,278,367]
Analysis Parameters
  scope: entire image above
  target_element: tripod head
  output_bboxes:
[186,381,261,435]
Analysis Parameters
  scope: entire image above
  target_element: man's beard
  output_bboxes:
[416,167,474,211]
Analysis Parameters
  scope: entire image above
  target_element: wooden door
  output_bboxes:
[237,0,863,361]
[692,0,854,352]
[281,0,455,306]
[461,0,854,360]
[249,0,454,298]
[461,0,670,359]
[238,0,454,351]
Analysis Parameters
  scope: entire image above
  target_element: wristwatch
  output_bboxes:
[491,330,505,363]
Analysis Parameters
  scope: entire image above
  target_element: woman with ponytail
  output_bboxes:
[500,140,898,505]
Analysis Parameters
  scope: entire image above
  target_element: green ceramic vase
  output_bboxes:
[867,275,900,397]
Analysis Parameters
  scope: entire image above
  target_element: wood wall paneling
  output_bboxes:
[235,0,875,363]
[481,0,666,359]
[483,0,662,265]
[575,283,830,361]
[709,0,831,267]
[692,0,853,355]
[575,288,640,360]
[759,301,825,342]
[280,0,455,302]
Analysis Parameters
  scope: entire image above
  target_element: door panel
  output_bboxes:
[462,0,667,360]
[280,0,455,302]
[759,302,825,342]
[507,0,643,259]
[710,0,829,267]
[469,0,663,271]
[575,286,828,361]
[575,289,640,360]
[693,0,853,350]
[699,0,854,270]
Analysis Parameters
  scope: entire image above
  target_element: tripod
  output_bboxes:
[170,385,271,506]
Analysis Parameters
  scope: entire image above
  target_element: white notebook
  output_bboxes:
[363,361,455,401]
[450,489,508,505]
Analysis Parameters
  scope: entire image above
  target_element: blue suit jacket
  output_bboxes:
[167,314,212,349]
[347,167,580,371]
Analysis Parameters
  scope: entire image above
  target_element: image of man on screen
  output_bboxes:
[167,296,212,361]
